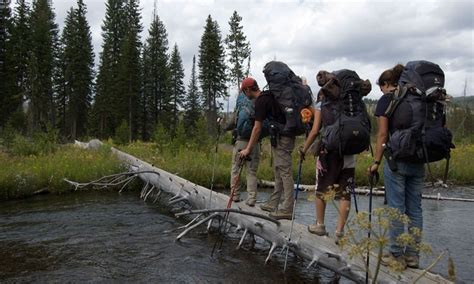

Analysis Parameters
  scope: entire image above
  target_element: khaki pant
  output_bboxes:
[230,140,260,202]
[266,136,295,212]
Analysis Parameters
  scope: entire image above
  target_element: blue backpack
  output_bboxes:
[235,93,270,139]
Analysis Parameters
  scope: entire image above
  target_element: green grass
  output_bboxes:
[119,139,474,190]
[0,144,124,200]
[1,136,470,201]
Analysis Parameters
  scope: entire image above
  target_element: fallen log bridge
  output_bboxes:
[72,140,450,284]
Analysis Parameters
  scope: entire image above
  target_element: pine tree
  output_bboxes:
[139,43,150,140]
[92,0,126,138]
[55,9,70,135]
[6,0,30,113]
[184,55,201,133]
[116,0,142,142]
[71,0,94,139]
[168,43,185,134]
[28,0,60,132]
[142,11,171,134]
[0,0,12,127]
[225,11,251,102]
[198,15,227,135]
[57,0,94,139]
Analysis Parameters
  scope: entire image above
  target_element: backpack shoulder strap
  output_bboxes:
[384,87,408,118]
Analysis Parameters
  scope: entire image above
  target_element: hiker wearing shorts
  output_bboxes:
[300,99,354,244]
[301,69,371,243]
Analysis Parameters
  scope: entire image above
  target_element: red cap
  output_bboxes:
[240,77,257,91]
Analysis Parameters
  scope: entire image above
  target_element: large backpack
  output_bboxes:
[263,61,313,136]
[318,69,372,156]
[235,92,270,139]
[386,60,454,165]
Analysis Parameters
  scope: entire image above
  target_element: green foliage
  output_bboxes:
[198,15,228,135]
[225,11,251,88]
[116,0,142,141]
[0,0,13,127]
[118,134,474,192]
[152,123,171,153]
[114,120,130,145]
[169,43,186,133]
[8,125,58,156]
[184,55,201,131]
[56,0,94,139]
[92,0,126,138]
[28,0,60,132]
[193,116,210,151]
[141,11,171,139]
[171,121,187,153]
[0,144,123,200]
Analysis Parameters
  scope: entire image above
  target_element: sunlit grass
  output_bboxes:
[119,138,473,190]
[0,145,123,200]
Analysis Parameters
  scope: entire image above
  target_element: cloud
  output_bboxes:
[43,0,474,102]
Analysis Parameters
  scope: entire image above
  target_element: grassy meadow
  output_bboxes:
[0,141,123,201]
[118,136,474,190]
[0,130,472,201]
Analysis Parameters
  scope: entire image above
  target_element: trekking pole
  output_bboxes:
[350,179,359,214]
[211,154,250,255]
[208,117,222,208]
[283,154,304,272]
[366,171,379,283]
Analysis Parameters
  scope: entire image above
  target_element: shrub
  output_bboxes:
[114,120,130,145]
[152,123,171,153]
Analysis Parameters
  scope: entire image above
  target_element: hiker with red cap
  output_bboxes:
[239,60,314,220]
[238,77,291,219]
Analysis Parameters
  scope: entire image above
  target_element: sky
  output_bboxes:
[41,0,474,104]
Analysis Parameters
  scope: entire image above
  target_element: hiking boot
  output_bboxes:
[381,252,407,270]
[405,255,420,269]
[269,210,293,220]
[308,223,327,236]
[232,194,241,202]
[335,231,344,245]
[260,203,276,212]
[245,198,256,207]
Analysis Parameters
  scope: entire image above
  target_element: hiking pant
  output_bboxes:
[384,161,424,257]
[231,140,260,202]
[266,136,295,212]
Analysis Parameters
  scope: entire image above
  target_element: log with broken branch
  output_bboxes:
[68,140,451,284]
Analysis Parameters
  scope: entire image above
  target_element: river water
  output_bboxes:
[1,187,473,283]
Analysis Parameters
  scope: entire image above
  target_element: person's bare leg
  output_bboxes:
[316,197,326,225]
[336,199,351,233]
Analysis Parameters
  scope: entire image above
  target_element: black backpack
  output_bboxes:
[263,61,313,136]
[386,60,455,166]
[319,69,372,156]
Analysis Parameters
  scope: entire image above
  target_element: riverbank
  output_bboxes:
[0,144,123,201]
[119,140,474,189]
[1,138,471,201]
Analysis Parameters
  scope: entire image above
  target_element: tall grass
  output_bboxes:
[120,138,473,190]
[0,145,123,200]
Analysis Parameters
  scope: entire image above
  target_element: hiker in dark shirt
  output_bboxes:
[239,77,296,220]
[369,64,423,270]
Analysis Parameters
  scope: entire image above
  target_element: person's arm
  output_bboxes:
[369,116,389,173]
[301,108,321,155]
[239,121,262,158]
